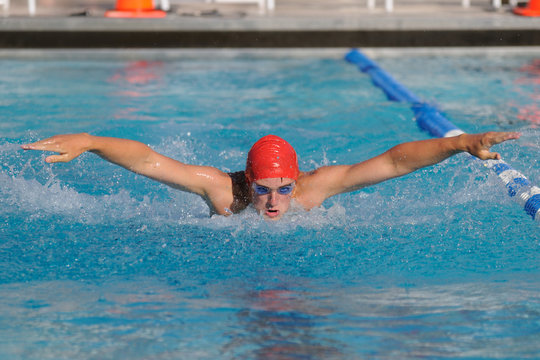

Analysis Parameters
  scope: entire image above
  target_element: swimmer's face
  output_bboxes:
[251,177,295,221]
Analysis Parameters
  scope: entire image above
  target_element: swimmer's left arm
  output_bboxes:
[384,131,521,173]
[310,131,520,200]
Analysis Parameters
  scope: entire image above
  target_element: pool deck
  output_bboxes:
[1,0,540,47]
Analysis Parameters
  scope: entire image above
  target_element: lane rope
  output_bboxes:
[345,49,540,221]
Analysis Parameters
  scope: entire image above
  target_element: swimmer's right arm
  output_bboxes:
[22,133,151,167]
[21,133,231,197]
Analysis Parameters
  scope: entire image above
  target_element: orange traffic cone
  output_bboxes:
[513,0,540,16]
[105,0,166,18]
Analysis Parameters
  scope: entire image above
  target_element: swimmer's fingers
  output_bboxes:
[466,131,521,160]
[483,131,521,160]
[21,135,72,151]
[485,131,521,147]
[44,153,75,163]
[21,139,44,150]
[21,134,90,163]
[475,149,502,161]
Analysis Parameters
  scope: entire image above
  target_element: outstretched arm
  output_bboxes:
[298,132,520,206]
[21,133,232,199]
[370,131,521,179]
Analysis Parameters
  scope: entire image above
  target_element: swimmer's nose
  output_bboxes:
[267,191,278,207]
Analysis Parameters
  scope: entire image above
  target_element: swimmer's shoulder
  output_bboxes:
[295,168,340,210]
[296,168,327,188]
[227,171,251,213]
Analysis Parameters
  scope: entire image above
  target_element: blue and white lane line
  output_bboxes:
[345,49,540,222]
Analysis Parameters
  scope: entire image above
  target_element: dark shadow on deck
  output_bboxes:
[1,29,540,48]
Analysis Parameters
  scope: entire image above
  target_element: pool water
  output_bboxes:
[1,49,539,359]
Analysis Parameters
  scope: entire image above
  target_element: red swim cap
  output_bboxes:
[245,135,299,183]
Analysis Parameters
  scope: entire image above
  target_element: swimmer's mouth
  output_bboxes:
[265,209,280,219]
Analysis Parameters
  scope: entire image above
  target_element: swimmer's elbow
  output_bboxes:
[387,146,418,176]
[131,151,166,177]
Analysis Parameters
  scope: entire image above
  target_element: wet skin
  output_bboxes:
[250,177,295,221]
[21,132,522,219]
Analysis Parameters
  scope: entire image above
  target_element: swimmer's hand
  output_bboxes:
[460,131,521,160]
[21,133,92,163]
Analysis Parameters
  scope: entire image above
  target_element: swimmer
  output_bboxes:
[21,131,520,220]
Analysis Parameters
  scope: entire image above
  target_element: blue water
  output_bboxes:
[1,49,539,359]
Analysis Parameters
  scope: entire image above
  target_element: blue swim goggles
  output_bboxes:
[252,182,295,196]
